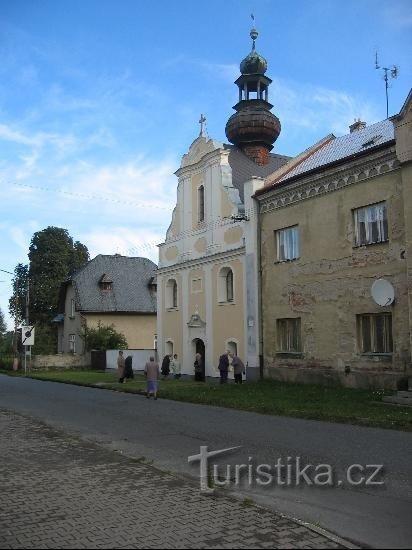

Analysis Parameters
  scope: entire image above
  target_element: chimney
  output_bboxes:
[349,119,366,133]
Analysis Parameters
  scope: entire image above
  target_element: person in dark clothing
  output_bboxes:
[218,351,229,384]
[161,354,171,379]
[124,355,134,382]
[194,353,204,382]
[231,353,245,384]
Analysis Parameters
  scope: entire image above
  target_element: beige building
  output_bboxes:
[157,29,289,379]
[55,254,157,354]
[255,90,412,389]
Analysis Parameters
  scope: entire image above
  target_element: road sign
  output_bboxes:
[21,326,35,346]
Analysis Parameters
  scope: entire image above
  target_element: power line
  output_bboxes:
[12,182,175,212]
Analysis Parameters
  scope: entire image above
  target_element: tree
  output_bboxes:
[28,227,90,324]
[0,307,6,335]
[8,227,90,354]
[84,323,128,351]
[8,264,29,325]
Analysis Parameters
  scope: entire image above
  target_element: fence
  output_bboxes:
[106,349,156,372]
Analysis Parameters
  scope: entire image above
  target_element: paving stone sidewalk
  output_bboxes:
[0,409,348,549]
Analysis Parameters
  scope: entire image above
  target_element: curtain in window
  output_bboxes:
[356,204,387,245]
[278,227,299,261]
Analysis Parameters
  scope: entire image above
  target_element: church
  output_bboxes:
[156,27,288,379]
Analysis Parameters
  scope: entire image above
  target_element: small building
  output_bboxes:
[54,254,157,354]
[255,90,412,389]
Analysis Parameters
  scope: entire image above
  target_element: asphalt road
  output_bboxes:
[1,374,411,548]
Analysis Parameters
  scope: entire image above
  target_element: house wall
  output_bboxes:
[85,313,157,350]
[259,147,410,389]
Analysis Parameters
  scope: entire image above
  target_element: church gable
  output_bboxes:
[180,135,223,168]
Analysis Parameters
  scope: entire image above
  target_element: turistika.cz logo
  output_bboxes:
[188,446,385,493]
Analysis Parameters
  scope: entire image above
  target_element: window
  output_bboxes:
[166,278,178,309]
[198,185,205,223]
[357,313,393,354]
[70,299,75,318]
[277,318,301,353]
[226,270,234,302]
[354,202,388,246]
[218,267,234,303]
[276,226,299,261]
[69,334,76,354]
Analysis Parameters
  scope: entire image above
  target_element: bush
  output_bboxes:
[84,323,128,351]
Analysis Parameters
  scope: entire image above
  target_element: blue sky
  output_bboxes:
[0,0,411,328]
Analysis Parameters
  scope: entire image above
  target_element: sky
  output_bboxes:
[0,0,411,329]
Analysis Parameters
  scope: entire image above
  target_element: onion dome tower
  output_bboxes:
[225,27,281,166]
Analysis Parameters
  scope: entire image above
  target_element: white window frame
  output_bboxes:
[166,278,178,309]
[276,226,300,262]
[218,266,235,304]
[354,202,388,247]
[70,298,75,318]
[69,334,77,354]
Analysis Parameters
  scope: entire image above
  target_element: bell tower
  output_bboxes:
[225,26,281,165]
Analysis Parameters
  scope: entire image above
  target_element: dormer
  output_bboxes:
[99,274,113,292]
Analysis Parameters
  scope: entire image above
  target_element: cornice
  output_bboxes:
[259,147,399,214]
[157,246,245,275]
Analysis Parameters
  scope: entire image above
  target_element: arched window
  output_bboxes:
[198,185,205,223]
[218,267,234,303]
[226,270,234,302]
[166,278,178,309]
[172,280,178,307]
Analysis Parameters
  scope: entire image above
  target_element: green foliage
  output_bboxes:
[31,324,58,355]
[0,307,7,334]
[0,330,14,355]
[8,264,29,325]
[28,226,89,324]
[84,323,128,351]
[8,227,89,355]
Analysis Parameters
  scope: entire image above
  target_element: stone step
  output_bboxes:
[397,391,412,398]
[383,395,412,407]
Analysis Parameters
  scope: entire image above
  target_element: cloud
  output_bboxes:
[81,226,162,264]
[272,79,381,145]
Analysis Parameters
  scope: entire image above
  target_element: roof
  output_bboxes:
[263,118,395,190]
[225,145,291,201]
[69,255,157,314]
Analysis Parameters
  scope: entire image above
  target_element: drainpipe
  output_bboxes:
[256,195,264,381]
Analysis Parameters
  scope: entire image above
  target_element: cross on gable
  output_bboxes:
[199,114,206,136]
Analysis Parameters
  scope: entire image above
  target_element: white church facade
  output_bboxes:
[156,28,289,379]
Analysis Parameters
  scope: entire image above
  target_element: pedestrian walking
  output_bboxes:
[194,353,204,382]
[218,351,230,384]
[171,353,181,379]
[124,354,134,382]
[144,356,160,400]
[161,354,171,379]
[231,353,245,384]
[117,350,125,383]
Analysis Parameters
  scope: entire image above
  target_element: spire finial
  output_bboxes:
[199,113,207,137]
[250,14,258,50]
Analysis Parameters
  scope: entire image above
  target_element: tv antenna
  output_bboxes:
[375,51,399,118]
